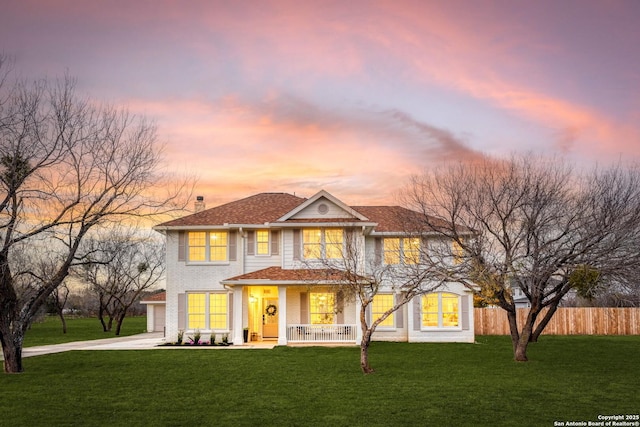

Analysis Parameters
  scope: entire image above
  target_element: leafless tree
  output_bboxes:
[48,282,70,334]
[0,57,191,373]
[310,223,450,374]
[74,228,165,335]
[403,155,640,362]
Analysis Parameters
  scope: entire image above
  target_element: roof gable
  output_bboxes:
[278,190,369,222]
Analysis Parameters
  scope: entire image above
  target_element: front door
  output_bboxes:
[263,298,279,338]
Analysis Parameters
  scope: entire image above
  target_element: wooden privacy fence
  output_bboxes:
[474,307,640,335]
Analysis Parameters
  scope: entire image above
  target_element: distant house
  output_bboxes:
[151,190,474,345]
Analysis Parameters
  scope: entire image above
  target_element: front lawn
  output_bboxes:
[1,336,638,426]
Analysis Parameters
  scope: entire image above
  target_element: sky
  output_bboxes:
[2,0,640,207]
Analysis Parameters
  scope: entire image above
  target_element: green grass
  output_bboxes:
[1,335,638,426]
[23,316,148,347]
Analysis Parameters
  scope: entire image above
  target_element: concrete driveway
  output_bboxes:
[2,332,275,361]
[0,332,165,361]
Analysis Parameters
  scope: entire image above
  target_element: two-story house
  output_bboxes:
[150,190,474,345]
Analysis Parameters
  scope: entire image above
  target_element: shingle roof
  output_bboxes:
[224,266,363,283]
[156,192,460,233]
[141,291,166,303]
[352,206,454,233]
[157,193,306,227]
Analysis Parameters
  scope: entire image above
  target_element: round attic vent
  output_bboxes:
[317,203,329,215]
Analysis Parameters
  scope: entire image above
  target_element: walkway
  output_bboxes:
[1,332,275,361]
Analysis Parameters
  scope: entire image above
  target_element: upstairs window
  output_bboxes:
[303,229,322,259]
[384,237,420,265]
[209,232,227,261]
[452,241,464,264]
[325,229,344,259]
[188,232,207,262]
[187,231,228,262]
[303,228,343,259]
[256,230,270,255]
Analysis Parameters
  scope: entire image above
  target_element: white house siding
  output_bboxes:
[407,282,475,343]
[244,254,281,273]
[286,286,303,324]
[164,230,245,341]
[282,229,296,269]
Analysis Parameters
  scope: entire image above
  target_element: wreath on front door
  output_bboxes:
[265,304,277,316]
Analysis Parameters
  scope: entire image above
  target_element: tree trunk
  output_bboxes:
[0,326,24,373]
[97,302,109,332]
[114,311,126,336]
[514,336,529,362]
[530,304,558,342]
[359,302,374,374]
[56,309,67,334]
[360,331,374,374]
[511,308,539,362]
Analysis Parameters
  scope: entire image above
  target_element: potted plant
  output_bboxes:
[243,327,249,343]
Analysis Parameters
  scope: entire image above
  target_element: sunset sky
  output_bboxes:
[3,0,640,206]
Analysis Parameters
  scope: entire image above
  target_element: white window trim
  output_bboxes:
[186,292,230,332]
[255,230,270,256]
[302,228,344,260]
[187,231,229,264]
[421,292,462,331]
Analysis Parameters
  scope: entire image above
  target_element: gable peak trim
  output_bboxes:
[277,189,369,222]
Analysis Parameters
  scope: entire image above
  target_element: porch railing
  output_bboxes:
[286,324,357,343]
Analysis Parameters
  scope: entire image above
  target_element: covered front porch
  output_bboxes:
[223,267,361,346]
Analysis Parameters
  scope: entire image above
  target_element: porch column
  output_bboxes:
[277,285,287,345]
[232,286,244,345]
[355,297,363,343]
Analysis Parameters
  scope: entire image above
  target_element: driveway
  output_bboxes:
[1,332,275,361]
[1,332,165,361]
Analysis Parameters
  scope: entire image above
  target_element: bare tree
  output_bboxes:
[404,155,640,362]
[0,58,190,373]
[310,222,453,374]
[75,228,165,335]
[48,282,70,333]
